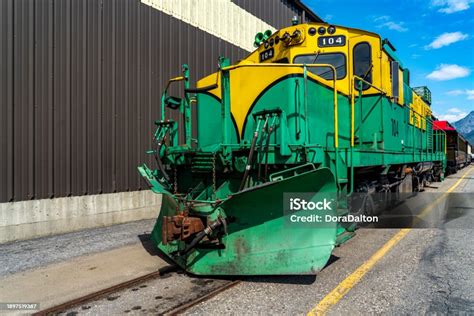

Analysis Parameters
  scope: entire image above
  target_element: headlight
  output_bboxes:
[318,26,326,35]
[327,25,336,34]
[309,27,317,36]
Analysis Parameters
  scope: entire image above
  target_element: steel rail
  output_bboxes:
[32,265,177,316]
[162,280,242,316]
[32,265,240,316]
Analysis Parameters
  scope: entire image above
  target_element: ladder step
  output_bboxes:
[191,152,216,173]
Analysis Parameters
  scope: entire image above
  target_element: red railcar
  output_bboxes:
[433,120,470,174]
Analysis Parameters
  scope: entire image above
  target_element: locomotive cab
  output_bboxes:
[196,23,408,101]
[247,23,410,105]
[248,23,378,98]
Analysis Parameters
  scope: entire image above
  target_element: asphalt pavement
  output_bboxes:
[0,219,156,277]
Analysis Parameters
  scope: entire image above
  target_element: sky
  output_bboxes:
[303,0,474,122]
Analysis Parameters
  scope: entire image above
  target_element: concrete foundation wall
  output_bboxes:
[0,191,162,244]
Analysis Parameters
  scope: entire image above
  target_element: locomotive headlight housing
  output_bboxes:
[318,26,326,35]
[281,32,292,44]
[308,27,317,36]
[327,25,336,34]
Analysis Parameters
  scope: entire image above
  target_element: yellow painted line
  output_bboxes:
[416,166,472,220]
[308,166,473,316]
[446,167,472,193]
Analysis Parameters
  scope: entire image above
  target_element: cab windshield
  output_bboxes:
[293,53,346,80]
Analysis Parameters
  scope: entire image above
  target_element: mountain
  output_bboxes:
[453,111,474,144]
[464,130,474,145]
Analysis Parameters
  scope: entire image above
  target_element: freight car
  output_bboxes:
[139,20,447,275]
[434,120,470,174]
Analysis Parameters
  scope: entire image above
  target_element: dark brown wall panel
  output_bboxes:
[13,0,35,201]
[0,0,14,202]
[0,0,270,202]
[101,0,115,193]
[53,0,72,198]
[70,0,87,196]
[34,0,54,199]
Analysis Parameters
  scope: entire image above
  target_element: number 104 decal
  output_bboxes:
[317,35,346,47]
[259,48,274,62]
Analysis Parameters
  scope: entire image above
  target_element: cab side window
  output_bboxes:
[353,42,372,90]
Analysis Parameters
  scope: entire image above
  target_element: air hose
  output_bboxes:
[239,120,262,191]
[263,117,278,180]
[154,139,171,182]
[257,117,270,181]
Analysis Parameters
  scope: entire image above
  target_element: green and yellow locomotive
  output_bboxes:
[138,21,447,275]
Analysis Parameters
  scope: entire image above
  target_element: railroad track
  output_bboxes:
[32,265,240,315]
[162,280,241,315]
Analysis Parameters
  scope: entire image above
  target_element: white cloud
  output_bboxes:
[378,21,408,32]
[426,64,470,80]
[426,32,468,49]
[374,15,391,22]
[435,108,467,121]
[446,89,465,95]
[446,89,474,99]
[435,106,470,122]
[467,90,474,99]
[431,0,474,13]
[437,112,468,121]
[375,16,408,32]
[324,14,333,21]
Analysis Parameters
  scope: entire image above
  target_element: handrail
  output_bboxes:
[168,76,185,83]
[220,62,339,148]
[160,65,191,146]
[408,111,447,155]
[222,62,339,71]
[188,69,221,94]
[353,75,387,94]
[433,126,448,154]
[185,83,218,93]
[350,75,386,147]
[219,62,340,189]
[161,76,186,120]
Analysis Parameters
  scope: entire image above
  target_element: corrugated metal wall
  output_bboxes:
[0,0,317,202]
